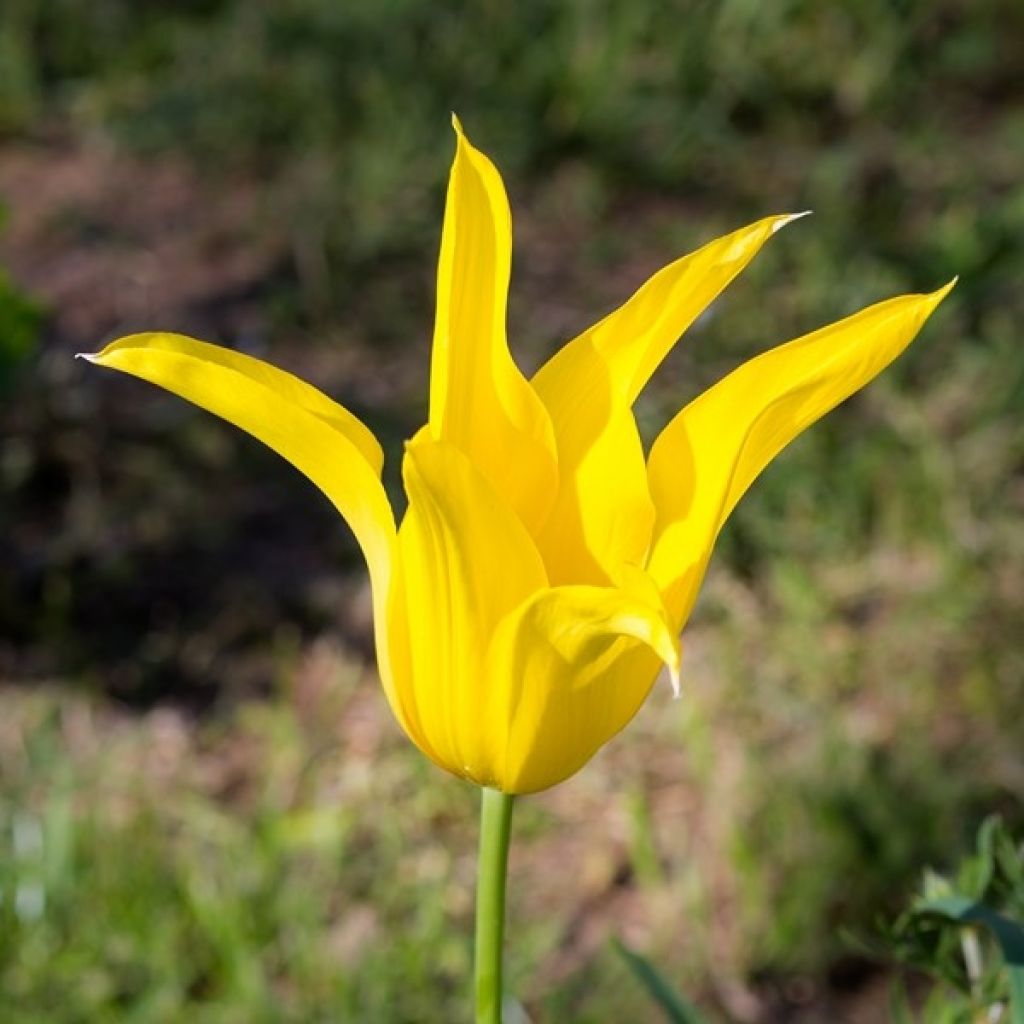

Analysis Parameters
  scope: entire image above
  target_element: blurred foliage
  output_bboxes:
[0,678,714,1023]
[0,682,486,1023]
[0,0,1022,1020]
[614,939,708,1023]
[613,819,1024,1022]
[1,0,1022,302]
[876,817,1024,1022]
[0,204,41,393]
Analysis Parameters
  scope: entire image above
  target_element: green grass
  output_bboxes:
[1,0,1023,1019]
[0,674,690,1022]
[0,679,479,1022]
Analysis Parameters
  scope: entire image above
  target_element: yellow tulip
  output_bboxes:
[80,119,954,795]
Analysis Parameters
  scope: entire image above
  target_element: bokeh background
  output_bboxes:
[2,1,1023,1020]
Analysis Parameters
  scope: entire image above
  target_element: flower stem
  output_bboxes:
[475,787,515,1024]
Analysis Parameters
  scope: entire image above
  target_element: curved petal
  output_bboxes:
[532,345,655,585]
[535,213,808,407]
[89,332,384,472]
[428,117,557,534]
[529,215,803,586]
[79,333,404,713]
[647,281,956,626]
[392,437,547,785]
[485,584,681,794]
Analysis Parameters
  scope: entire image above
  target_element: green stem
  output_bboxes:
[475,787,515,1024]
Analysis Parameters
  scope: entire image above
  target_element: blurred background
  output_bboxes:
[1,1,1023,1020]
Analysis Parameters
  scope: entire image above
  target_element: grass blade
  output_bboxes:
[613,939,707,1024]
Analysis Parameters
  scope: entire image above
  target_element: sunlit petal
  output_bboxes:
[79,333,408,718]
[536,213,807,406]
[530,215,802,586]
[81,332,393,578]
[647,281,956,625]
[393,436,547,785]
[486,584,681,794]
[531,346,655,585]
[429,117,557,533]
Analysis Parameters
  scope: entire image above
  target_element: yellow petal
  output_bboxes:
[530,215,802,586]
[536,213,807,406]
[428,117,557,533]
[647,281,956,625]
[79,332,401,704]
[485,584,681,794]
[531,347,655,584]
[88,332,384,473]
[392,437,547,785]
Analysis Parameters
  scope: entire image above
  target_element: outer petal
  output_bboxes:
[81,332,393,583]
[429,117,557,534]
[391,437,547,785]
[647,281,956,626]
[535,213,808,406]
[79,333,404,714]
[89,333,384,472]
[530,215,803,586]
[485,585,681,794]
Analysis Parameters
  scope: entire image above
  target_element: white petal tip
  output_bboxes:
[74,352,99,363]
[772,210,813,234]
[668,665,681,699]
[451,112,464,135]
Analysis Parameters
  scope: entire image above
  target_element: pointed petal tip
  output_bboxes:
[668,663,681,699]
[919,276,958,313]
[772,210,813,234]
[662,632,682,698]
[74,351,99,363]
[450,111,464,136]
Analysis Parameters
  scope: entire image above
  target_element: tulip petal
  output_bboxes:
[647,281,956,625]
[88,332,384,472]
[530,215,802,586]
[81,331,394,574]
[428,117,558,533]
[486,584,681,794]
[536,213,807,406]
[393,437,547,785]
[79,332,402,705]
[531,346,656,584]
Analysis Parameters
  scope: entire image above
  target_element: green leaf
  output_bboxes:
[918,896,1024,1024]
[995,830,1024,894]
[969,815,1001,896]
[613,939,708,1024]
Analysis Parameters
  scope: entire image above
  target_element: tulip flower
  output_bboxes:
[81,118,953,1021]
